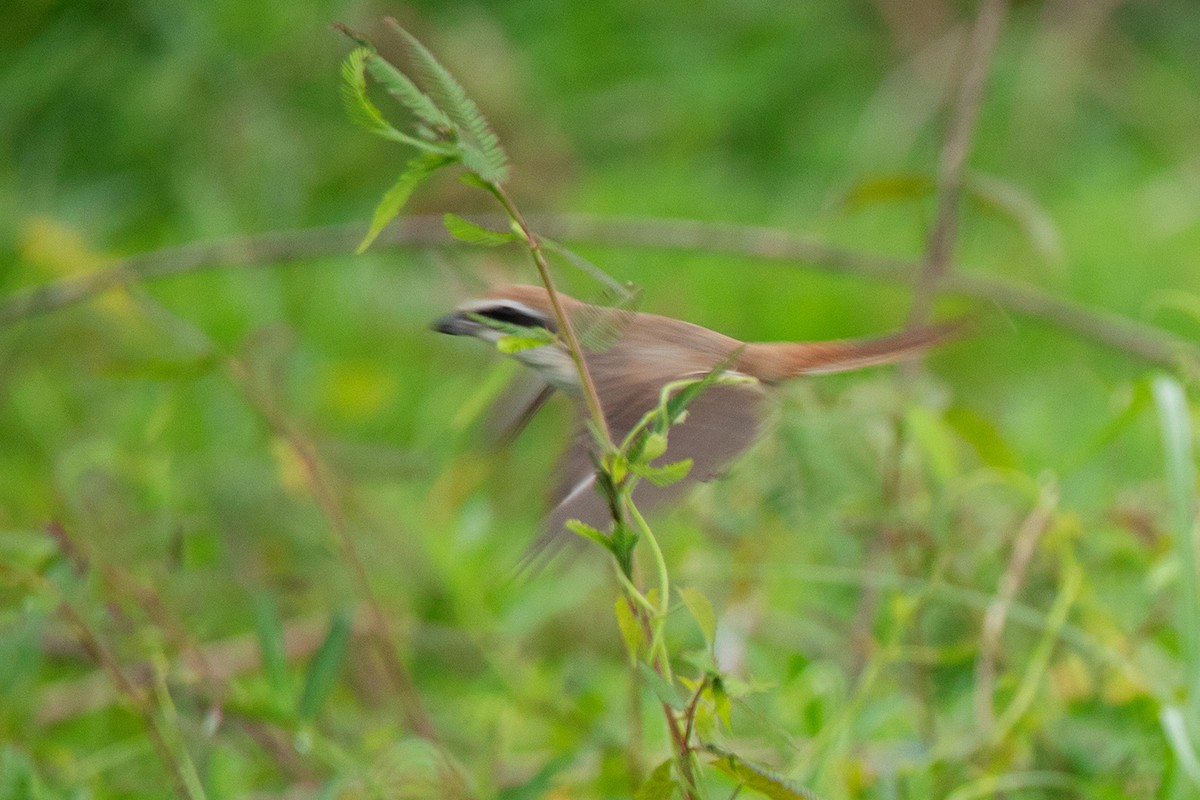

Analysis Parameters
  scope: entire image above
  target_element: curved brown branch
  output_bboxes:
[1,214,1194,368]
[907,0,1009,329]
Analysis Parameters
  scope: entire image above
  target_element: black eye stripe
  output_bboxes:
[479,305,553,330]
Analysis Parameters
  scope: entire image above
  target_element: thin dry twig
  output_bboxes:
[2,214,1193,369]
[490,185,614,450]
[36,607,374,726]
[907,0,1010,330]
[974,484,1059,733]
[53,592,204,798]
[35,520,321,781]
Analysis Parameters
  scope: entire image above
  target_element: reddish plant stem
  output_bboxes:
[489,184,615,451]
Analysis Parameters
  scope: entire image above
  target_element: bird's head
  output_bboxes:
[431,284,562,340]
[432,285,583,391]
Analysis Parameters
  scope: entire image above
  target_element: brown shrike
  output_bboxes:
[434,284,961,558]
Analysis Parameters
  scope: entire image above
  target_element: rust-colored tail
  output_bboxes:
[738,318,970,384]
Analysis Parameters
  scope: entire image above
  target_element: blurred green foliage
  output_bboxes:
[2,0,1200,797]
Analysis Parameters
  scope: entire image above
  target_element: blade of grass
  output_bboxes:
[297,610,353,721]
[1153,375,1200,676]
[1153,375,1200,786]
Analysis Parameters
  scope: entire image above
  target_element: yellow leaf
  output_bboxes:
[323,360,397,418]
[20,216,137,319]
[270,438,309,497]
[1049,653,1093,702]
[20,216,107,276]
[1102,664,1150,705]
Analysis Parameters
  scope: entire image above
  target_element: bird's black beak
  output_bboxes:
[431,312,470,336]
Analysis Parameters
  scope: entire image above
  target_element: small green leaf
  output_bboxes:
[711,678,733,731]
[678,586,716,646]
[638,662,685,709]
[610,521,639,577]
[614,598,641,665]
[340,47,402,141]
[625,349,748,464]
[604,451,629,485]
[459,172,492,192]
[633,458,693,487]
[361,50,452,132]
[566,519,609,549]
[634,759,677,800]
[297,611,353,720]
[358,152,455,253]
[639,432,668,463]
[497,334,552,353]
[443,213,520,246]
[707,746,823,800]
[385,19,510,183]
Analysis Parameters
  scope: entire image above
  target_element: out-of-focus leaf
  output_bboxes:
[270,438,309,497]
[358,738,473,800]
[1152,375,1200,712]
[638,663,684,710]
[99,354,221,381]
[678,586,716,646]
[0,532,59,574]
[835,172,935,212]
[708,746,822,800]
[835,171,1064,265]
[297,610,353,720]
[614,597,641,665]
[967,172,1065,265]
[19,216,107,276]
[0,745,50,800]
[634,759,677,800]
[358,152,456,253]
[253,595,291,700]
[945,405,1018,470]
[1070,380,1153,467]
[906,406,960,481]
[1145,290,1200,329]
[496,756,571,800]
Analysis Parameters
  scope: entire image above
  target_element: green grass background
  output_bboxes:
[2,1,1199,797]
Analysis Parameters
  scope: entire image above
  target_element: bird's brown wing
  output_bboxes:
[521,376,769,568]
